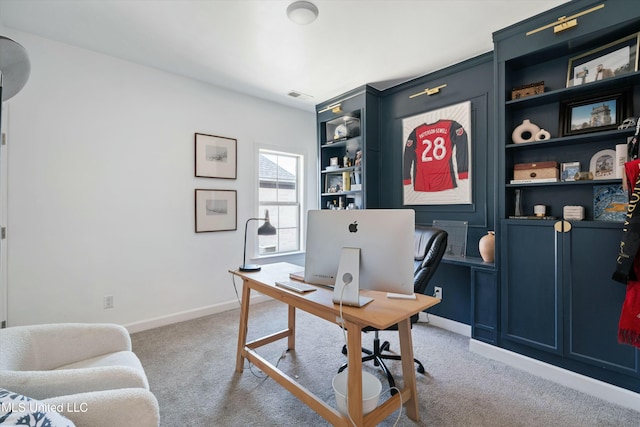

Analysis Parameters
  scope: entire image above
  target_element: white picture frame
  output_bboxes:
[402,100,472,205]
[589,149,616,180]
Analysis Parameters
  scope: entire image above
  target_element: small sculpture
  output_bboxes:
[512,119,541,143]
[534,129,551,141]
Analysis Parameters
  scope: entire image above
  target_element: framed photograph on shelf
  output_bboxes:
[195,189,237,233]
[559,91,629,136]
[324,174,344,193]
[566,32,639,87]
[589,149,616,180]
[195,133,237,179]
[561,161,581,181]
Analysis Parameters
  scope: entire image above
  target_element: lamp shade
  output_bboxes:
[257,209,277,236]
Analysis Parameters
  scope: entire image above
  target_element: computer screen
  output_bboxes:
[304,209,415,295]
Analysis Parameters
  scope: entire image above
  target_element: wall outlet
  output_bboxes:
[418,312,429,323]
[104,295,114,309]
[434,286,443,300]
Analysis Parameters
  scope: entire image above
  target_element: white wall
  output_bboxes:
[3,29,317,329]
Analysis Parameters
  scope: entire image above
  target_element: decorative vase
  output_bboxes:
[479,231,495,263]
[514,189,523,216]
[512,119,541,143]
[534,129,551,141]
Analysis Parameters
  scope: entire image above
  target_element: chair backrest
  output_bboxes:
[413,226,448,295]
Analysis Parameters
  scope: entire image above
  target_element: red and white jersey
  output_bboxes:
[403,119,469,192]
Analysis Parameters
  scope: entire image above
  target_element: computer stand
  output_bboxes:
[332,247,373,307]
[338,330,426,395]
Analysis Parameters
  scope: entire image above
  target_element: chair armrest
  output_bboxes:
[0,366,149,400]
[42,388,160,427]
[0,323,132,370]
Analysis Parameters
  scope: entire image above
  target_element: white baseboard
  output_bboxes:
[124,294,270,334]
[470,339,640,413]
[419,313,471,337]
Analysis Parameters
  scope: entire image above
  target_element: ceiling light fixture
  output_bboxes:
[287,1,319,25]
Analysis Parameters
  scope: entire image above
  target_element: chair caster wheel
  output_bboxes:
[417,365,425,374]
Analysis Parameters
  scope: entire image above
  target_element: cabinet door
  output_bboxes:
[565,224,639,375]
[502,221,562,353]
[472,268,497,344]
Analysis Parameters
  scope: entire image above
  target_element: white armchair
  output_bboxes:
[0,323,159,426]
[42,388,159,427]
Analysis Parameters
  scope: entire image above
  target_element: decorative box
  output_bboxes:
[513,161,559,181]
[511,81,545,100]
[563,205,585,221]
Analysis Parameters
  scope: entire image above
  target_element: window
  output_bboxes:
[257,149,303,255]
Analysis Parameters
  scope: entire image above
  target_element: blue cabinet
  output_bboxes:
[503,220,638,377]
[502,221,560,352]
[565,223,638,376]
[471,266,497,344]
[316,86,380,210]
[495,0,640,392]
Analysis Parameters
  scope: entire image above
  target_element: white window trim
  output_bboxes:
[254,146,306,260]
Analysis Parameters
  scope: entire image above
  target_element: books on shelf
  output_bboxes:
[509,215,557,220]
[509,178,559,184]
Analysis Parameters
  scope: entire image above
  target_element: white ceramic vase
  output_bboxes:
[534,129,551,141]
[512,119,540,143]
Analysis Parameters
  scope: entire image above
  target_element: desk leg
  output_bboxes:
[287,304,296,351]
[398,318,419,421]
[235,279,251,373]
[346,322,364,425]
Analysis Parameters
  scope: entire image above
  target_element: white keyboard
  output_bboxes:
[275,280,317,294]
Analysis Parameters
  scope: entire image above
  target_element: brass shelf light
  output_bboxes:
[409,84,447,99]
[526,3,604,36]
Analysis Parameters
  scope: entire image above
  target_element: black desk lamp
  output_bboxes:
[239,209,276,272]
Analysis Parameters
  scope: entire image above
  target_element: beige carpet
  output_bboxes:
[131,300,640,426]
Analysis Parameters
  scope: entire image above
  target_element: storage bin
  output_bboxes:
[513,161,559,180]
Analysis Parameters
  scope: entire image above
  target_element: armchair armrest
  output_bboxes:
[43,388,160,427]
[0,366,149,400]
[0,323,132,370]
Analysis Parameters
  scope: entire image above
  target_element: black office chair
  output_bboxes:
[338,226,448,391]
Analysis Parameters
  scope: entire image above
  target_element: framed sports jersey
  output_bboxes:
[402,100,472,205]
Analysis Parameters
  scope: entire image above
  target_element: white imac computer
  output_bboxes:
[304,209,415,306]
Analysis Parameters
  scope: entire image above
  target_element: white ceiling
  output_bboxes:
[0,0,568,112]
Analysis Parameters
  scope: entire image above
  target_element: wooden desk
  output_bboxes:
[231,262,440,426]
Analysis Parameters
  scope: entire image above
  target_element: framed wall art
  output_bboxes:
[559,91,629,136]
[566,32,639,87]
[594,184,627,222]
[402,100,472,205]
[195,189,237,233]
[195,133,237,179]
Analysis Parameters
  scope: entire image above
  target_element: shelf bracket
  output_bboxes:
[409,84,447,99]
[525,3,604,36]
